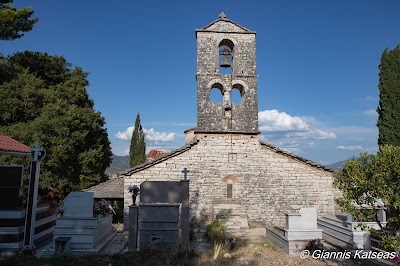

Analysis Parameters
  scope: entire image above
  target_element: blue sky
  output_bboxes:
[2,1,399,165]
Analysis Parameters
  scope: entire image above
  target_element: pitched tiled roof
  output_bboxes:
[148,149,169,160]
[120,141,198,176]
[0,133,30,155]
[82,177,124,199]
[196,16,255,34]
[260,141,334,173]
[118,138,333,176]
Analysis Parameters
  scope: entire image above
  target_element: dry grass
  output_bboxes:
[1,236,365,266]
[196,237,327,266]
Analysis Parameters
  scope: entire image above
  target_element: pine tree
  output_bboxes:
[0,0,38,41]
[0,51,112,193]
[129,113,146,167]
[377,45,400,146]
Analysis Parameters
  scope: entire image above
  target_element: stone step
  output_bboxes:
[213,204,249,231]
[229,228,266,240]
[317,216,348,228]
[317,216,353,249]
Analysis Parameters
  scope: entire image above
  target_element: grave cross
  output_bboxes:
[181,168,190,180]
[24,143,46,247]
[31,143,46,161]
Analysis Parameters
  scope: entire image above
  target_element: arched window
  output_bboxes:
[219,39,234,74]
[231,84,244,104]
[222,175,238,199]
[210,83,223,103]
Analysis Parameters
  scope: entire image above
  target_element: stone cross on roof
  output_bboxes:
[182,168,190,180]
[219,12,226,19]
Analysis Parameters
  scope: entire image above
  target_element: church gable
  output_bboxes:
[199,20,253,34]
[259,141,334,173]
[196,12,255,35]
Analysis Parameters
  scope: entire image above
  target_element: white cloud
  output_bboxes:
[143,128,175,142]
[116,127,175,142]
[258,109,337,157]
[259,109,309,132]
[363,109,377,117]
[122,147,129,156]
[115,126,134,141]
[258,110,336,140]
[286,129,336,140]
[365,96,378,102]
[331,126,377,141]
[336,145,363,151]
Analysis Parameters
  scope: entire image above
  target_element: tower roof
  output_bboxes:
[196,12,255,37]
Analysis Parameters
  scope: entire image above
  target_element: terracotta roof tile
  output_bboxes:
[0,133,30,154]
[148,149,169,160]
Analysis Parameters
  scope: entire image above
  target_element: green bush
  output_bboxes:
[206,219,227,259]
[206,219,226,243]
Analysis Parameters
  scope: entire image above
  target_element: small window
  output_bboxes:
[227,184,233,199]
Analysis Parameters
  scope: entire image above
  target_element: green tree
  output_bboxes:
[377,45,400,146]
[334,145,400,233]
[0,51,112,194]
[129,113,146,167]
[0,0,38,41]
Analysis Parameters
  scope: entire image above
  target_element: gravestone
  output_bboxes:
[63,192,94,218]
[0,165,24,210]
[47,191,115,254]
[128,173,190,251]
[299,207,318,229]
[267,206,323,255]
[139,204,180,248]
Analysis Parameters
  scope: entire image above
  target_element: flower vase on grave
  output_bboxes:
[132,194,137,205]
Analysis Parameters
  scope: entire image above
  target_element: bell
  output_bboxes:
[220,55,231,68]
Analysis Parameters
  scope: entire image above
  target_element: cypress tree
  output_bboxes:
[129,113,146,167]
[377,45,400,147]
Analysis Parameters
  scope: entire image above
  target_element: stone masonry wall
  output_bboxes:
[123,133,335,229]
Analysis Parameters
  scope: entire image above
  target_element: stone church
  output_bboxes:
[121,13,335,229]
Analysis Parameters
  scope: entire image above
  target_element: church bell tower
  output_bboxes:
[195,13,258,134]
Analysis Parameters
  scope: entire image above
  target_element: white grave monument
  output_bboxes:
[43,192,115,254]
[267,198,323,255]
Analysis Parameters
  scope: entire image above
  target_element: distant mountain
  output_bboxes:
[327,159,351,171]
[106,155,130,175]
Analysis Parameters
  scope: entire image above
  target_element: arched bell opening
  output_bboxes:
[209,83,224,103]
[231,84,245,105]
[219,39,234,74]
